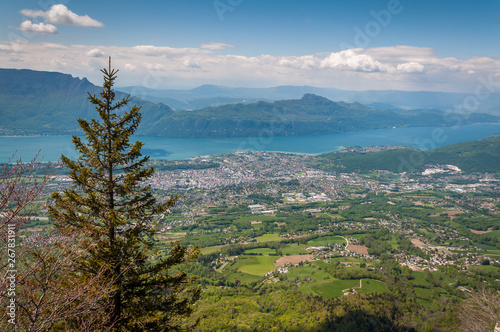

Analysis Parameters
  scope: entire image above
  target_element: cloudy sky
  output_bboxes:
[0,0,499,92]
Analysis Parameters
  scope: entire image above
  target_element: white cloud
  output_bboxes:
[87,49,104,57]
[20,4,103,27]
[183,59,201,69]
[144,63,164,70]
[200,42,234,50]
[1,42,499,92]
[132,45,202,57]
[397,62,424,73]
[366,46,435,62]
[124,64,136,71]
[19,20,57,34]
[321,50,387,72]
[278,55,318,69]
[0,44,13,52]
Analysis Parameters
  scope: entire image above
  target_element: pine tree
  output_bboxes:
[50,59,200,331]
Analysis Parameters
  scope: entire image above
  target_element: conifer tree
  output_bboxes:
[50,59,200,331]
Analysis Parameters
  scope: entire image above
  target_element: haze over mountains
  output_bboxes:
[119,84,500,114]
[1,68,500,137]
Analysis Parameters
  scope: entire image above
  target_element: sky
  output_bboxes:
[0,0,499,92]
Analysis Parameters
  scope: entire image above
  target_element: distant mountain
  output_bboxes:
[118,85,348,110]
[119,84,327,101]
[311,134,500,173]
[0,68,174,136]
[136,93,497,138]
[1,68,499,138]
[119,84,500,114]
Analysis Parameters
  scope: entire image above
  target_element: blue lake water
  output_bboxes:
[1,123,500,163]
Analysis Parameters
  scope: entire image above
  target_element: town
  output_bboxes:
[34,150,500,274]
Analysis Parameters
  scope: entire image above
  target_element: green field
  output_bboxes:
[281,243,310,255]
[414,287,433,298]
[226,271,262,284]
[286,265,323,281]
[295,269,388,300]
[329,257,366,264]
[255,233,283,243]
[356,279,389,294]
[245,248,276,255]
[311,259,368,271]
[349,234,368,240]
[234,255,277,276]
[310,279,360,299]
[307,236,346,246]
[325,213,342,219]
[311,260,335,270]
[468,265,500,273]
[487,230,500,237]
[473,243,499,250]
[200,246,223,255]
[410,271,432,287]
[236,215,284,223]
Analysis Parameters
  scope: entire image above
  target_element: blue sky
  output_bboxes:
[0,0,499,91]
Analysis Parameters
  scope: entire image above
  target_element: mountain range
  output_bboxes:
[118,84,500,113]
[1,68,499,138]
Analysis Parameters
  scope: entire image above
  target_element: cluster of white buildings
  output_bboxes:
[282,192,331,203]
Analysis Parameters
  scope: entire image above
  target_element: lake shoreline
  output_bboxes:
[1,123,500,163]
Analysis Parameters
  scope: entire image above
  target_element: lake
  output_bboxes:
[1,123,500,163]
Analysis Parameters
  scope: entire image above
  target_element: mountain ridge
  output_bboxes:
[1,68,499,138]
[118,84,500,113]
[0,68,175,136]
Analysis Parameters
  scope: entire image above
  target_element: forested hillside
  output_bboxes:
[0,68,174,135]
[310,134,500,173]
